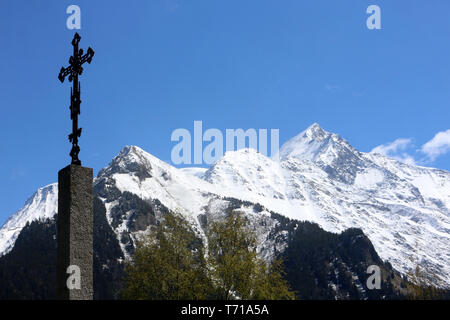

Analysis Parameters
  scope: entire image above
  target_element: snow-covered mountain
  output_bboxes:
[1,123,449,287]
[207,124,450,286]
[0,183,57,255]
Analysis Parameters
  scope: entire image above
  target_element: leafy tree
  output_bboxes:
[121,214,213,299]
[207,211,295,300]
[251,258,296,300]
[122,211,294,300]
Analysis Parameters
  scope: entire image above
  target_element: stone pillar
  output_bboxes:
[56,164,93,300]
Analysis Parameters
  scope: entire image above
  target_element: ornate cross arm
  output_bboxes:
[58,66,73,83]
[58,34,95,83]
[80,47,95,65]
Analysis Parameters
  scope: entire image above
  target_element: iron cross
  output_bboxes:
[58,33,94,165]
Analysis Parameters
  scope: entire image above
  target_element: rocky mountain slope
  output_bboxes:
[1,123,449,289]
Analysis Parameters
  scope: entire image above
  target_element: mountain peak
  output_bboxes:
[117,145,146,158]
[279,123,361,179]
[305,122,327,138]
[97,145,157,179]
[279,123,333,161]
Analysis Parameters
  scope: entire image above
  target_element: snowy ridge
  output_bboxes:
[1,126,449,287]
[206,125,450,286]
[96,146,225,220]
[0,183,58,256]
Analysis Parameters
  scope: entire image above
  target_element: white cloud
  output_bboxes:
[421,129,450,161]
[371,130,450,166]
[371,138,412,155]
[395,154,417,166]
[370,138,417,165]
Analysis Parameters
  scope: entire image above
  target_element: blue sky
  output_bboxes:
[0,0,449,225]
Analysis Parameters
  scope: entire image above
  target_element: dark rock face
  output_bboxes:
[97,188,171,256]
[93,177,122,202]
[109,191,160,232]
[280,218,402,300]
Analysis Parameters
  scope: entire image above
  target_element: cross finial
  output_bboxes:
[58,33,95,165]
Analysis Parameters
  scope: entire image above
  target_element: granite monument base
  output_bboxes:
[56,164,93,300]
